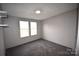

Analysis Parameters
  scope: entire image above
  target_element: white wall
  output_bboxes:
[76,7,79,55]
[0,18,5,55]
[43,9,77,50]
[3,16,42,48]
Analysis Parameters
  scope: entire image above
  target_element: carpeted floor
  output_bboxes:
[6,39,74,56]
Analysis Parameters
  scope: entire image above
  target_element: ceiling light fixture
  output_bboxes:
[35,10,41,14]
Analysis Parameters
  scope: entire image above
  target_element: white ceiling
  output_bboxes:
[1,3,77,20]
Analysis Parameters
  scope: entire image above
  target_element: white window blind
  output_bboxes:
[30,22,37,35]
[19,21,29,38]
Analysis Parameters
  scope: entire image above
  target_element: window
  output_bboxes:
[30,22,37,35]
[19,21,37,38]
[19,21,29,38]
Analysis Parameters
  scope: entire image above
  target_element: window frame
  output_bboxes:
[30,21,37,36]
[18,19,38,38]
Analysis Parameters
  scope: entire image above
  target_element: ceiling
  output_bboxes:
[1,3,77,20]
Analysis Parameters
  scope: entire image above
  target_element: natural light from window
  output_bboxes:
[19,21,29,38]
[31,22,37,35]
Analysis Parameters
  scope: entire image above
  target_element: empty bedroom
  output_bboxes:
[0,3,79,56]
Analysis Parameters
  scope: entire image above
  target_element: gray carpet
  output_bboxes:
[6,39,74,56]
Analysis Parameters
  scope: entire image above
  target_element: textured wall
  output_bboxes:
[43,9,77,50]
[76,7,79,55]
[0,4,5,55]
[0,18,5,55]
[3,16,42,48]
